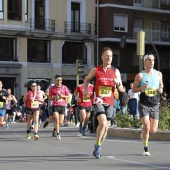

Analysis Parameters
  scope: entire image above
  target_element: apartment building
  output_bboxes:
[97,0,170,94]
[0,0,96,99]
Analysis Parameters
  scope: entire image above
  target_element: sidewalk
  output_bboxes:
[108,127,170,141]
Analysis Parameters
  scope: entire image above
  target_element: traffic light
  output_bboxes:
[76,59,84,86]
[76,59,84,75]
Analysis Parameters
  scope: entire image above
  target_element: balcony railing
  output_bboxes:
[134,28,170,42]
[30,18,55,31]
[133,0,170,11]
[64,21,91,34]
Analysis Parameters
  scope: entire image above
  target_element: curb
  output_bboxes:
[108,127,170,141]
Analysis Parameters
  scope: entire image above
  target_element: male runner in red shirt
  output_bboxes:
[74,75,94,136]
[84,47,125,159]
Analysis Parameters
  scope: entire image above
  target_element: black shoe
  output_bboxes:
[43,121,49,129]
[52,131,57,137]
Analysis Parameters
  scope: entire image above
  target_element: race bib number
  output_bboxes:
[0,102,3,108]
[98,86,112,97]
[31,101,39,108]
[83,96,90,102]
[145,87,158,97]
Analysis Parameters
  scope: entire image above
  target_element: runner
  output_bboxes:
[74,75,94,136]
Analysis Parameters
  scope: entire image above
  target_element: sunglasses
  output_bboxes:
[56,79,62,81]
[31,85,37,87]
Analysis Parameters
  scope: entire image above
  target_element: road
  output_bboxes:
[0,122,170,170]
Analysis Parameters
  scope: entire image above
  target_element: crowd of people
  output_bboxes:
[0,48,168,159]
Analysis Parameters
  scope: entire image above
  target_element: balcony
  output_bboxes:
[134,28,170,43]
[64,21,91,34]
[133,0,170,11]
[30,18,55,32]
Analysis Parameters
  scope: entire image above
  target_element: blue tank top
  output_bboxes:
[139,69,160,106]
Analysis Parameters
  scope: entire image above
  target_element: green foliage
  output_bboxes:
[158,107,170,130]
[115,111,142,129]
[114,107,170,130]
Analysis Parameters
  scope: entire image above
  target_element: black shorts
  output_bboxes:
[138,103,159,120]
[48,106,53,116]
[52,106,65,115]
[6,109,13,116]
[26,108,40,115]
[78,106,92,113]
[94,104,113,120]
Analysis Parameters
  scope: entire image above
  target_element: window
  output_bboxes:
[71,2,80,32]
[0,0,4,19]
[27,39,51,63]
[8,0,22,21]
[25,0,28,22]
[0,38,17,61]
[114,14,128,32]
[62,42,87,64]
[134,18,144,37]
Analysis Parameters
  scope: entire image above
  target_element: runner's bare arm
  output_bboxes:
[114,68,125,92]
[84,68,96,96]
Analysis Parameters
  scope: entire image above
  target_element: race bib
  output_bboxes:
[98,86,112,97]
[31,101,39,108]
[0,102,3,108]
[145,87,158,97]
[83,96,90,102]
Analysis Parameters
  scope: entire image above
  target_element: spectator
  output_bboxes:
[119,86,128,115]
[128,82,140,119]
[160,92,168,107]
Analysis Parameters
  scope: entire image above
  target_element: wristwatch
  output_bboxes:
[116,83,121,87]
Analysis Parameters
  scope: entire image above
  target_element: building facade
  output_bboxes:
[0,0,96,99]
[96,0,170,94]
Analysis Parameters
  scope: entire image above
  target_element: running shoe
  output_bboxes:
[52,131,57,137]
[93,145,102,159]
[0,124,3,127]
[43,121,49,129]
[142,147,150,156]
[82,130,87,136]
[34,134,39,140]
[26,133,31,139]
[6,125,9,128]
[56,135,61,140]
[79,125,83,133]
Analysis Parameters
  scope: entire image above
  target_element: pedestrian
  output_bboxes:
[0,80,9,127]
[84,47,125,159]
[48,75,70,140]
[74,75,94,136]
[132,53,163,156]
[25,82,45,140]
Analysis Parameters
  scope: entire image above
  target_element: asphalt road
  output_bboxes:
[0,122,170,170]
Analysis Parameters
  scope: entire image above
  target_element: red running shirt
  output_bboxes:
[94,66,116,106]
[75,83,94,107]
[49,85,70,107]
[26,90,40,109]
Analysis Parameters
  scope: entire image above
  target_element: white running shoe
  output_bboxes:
[142,147,150,156]
[57,135,61,140]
